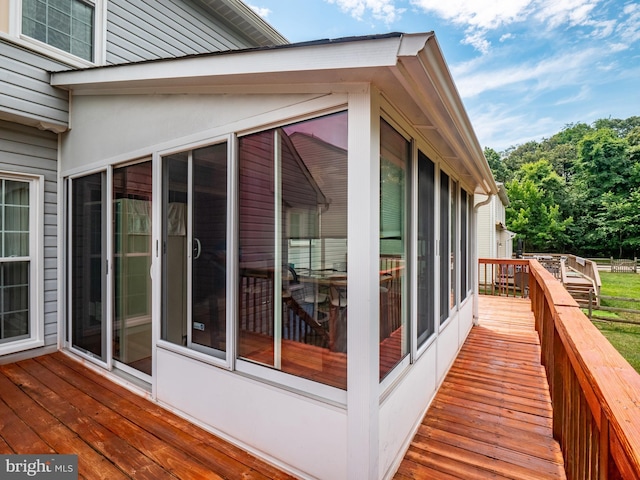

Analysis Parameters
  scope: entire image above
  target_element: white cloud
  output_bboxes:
[410,0,533,30]
[467,104,558,150]
[248,5,271,18]
[617,2,640,44]
[554,85,590,105]
[325,0,405,24]
[500,33,515,42]
[410,0,609,53]
[452,48,600,98]
[534,0,597,28]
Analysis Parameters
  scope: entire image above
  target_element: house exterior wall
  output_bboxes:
[0,119,58,354]
[105,0,261,65]
[59,87,480,479]
[0,40,70,131]
[0,0,285,361]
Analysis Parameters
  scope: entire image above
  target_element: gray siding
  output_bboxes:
[0,40,70,129]
[0,120,58,348]
[106,0,257,65]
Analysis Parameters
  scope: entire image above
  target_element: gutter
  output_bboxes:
[472,194,494,326]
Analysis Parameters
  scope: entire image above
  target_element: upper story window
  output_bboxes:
[22,0,94,61]
[0,0,104,65]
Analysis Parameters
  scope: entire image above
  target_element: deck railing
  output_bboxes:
[484,258,640,480]
[478,258,530,297]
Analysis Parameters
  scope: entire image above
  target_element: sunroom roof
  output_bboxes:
[51,32,497,196]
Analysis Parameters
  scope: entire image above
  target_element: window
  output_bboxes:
[417,151,435,346]
[450,180,458,309]
[460,189,468,299]
[22,0,94,61]
[379,119,409,380]
[238,112,348,389]
[439,172,449,324]
[0,175,41,354]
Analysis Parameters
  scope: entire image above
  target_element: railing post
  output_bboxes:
[589,289,593,320]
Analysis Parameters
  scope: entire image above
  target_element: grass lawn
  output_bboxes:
[590,272,640,372]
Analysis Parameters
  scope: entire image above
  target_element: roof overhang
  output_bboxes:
[195,0,288,46]
[51,32,497,196]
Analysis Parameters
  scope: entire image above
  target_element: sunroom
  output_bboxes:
[53,32,497,480]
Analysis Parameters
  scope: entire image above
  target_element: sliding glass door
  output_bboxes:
[70,172,107,362]
[112,161,153,376]
[161,143,228,357]
[70,161,153,378]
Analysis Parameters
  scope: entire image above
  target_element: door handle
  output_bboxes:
[193,238,201,260]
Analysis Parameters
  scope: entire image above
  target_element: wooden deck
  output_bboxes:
[0,352,295,480]
[0,295,567,479]
[395,295,566,479]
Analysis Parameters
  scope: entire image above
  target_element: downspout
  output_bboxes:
[472,194,494,325]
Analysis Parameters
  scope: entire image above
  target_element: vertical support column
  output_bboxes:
[347,88,380,480]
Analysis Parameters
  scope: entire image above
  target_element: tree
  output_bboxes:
[505,177,572,252]
[484,147,509,183]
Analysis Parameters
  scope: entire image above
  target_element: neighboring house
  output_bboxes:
[476,182,514,260]
[1,3,498,480]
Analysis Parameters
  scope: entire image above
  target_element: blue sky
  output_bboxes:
[247,0,640,152]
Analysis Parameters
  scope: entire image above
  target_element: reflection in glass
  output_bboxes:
[192,144,227,352]
[71,173,105,358]
[238,112,348,389]
[379,120,409,381]
[113,162,152,376]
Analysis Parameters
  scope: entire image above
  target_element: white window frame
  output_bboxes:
[3,0,106,66]
[0,172,44,356]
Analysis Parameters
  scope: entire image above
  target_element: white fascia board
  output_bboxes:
[51,35,410,92]
[396,35,497,196]
[222,0,289,45]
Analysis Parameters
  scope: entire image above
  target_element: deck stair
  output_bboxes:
[562,266,597,308]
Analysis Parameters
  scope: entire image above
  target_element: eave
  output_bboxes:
[51,32,497,196]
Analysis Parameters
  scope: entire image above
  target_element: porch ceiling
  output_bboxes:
[51,32,497,196]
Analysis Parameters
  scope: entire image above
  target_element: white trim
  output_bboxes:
[235,358,347,406]
[4,0,105,67]
[0,172,44,357]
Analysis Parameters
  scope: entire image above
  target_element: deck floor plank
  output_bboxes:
[394,295,566,480]
[0,353,296,480]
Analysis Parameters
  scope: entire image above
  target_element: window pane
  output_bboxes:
[113,162,153,376]
[71,172,105,359]
[451,180,458,309]
[417,151,435,346]
[162,153,188,346]
[380,120,409,381]
[0,261,30,343]
[22,0,94,61]
[192,143,227,352]
[239,112,348,389]
[1,180,30,258]
[460,189,468,298]
[440,172,449,323]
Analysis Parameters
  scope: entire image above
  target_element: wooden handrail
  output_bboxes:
[527,258,640,480]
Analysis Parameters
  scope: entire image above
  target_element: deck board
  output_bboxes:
[0,352,295,480]
[0,295,566,479]
[394,295,566,479]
